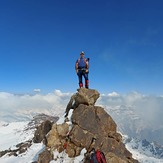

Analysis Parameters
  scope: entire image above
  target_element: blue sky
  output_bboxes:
[0,0,163,95]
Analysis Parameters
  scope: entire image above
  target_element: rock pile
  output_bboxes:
[37,88,139,163]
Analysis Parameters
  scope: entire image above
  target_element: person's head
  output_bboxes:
[80,51,84,57]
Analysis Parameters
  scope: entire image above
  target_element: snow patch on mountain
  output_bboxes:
[0,143,45,163]
[0,120,45,163]
[123,135,163,163]
[0,121,34,151]
[0,115,163,163]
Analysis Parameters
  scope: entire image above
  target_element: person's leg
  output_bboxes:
[77,70,83,88]
[83,73,89,88]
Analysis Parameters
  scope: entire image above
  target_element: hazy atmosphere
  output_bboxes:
[1,90,163,128]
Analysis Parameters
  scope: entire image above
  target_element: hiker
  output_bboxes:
[75,51,89,88]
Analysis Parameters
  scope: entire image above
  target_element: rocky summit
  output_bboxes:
[37,88,139,163]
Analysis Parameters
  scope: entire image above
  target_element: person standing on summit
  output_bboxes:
[75,51,89,89]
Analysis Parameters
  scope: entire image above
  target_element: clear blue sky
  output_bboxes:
[0,0,163,95]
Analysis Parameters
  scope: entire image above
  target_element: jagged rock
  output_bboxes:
[105,152,129,163]
[16,140,32,154]
[66,141,83,157]
[0,140,32,157]
[37,148,52,163]
[33,120,53,143]
[46,124,61,148]
[71,104,117,135]
[76,88,100,105]
[69,125,93,149]
[28,113,59,130]
[67,103,137,162]
[0,150,8,157]
[65,88,100,117]
[46,122,69,149]
[41,88,139,163]
[57,122,69,137]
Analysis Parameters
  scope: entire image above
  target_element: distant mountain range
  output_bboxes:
[103,104,163,146]
[123,135,163,159]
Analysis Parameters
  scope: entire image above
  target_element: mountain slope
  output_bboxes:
[0,89,163,163]
[1,115,163,163]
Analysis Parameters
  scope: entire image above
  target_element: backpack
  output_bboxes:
[90,149,107,163]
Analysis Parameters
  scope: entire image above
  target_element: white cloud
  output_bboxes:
[98,92,163,127]
[0,90,163,127]
[33,89,41,93]
[107,91,120,97]
[0,91,72,122]
[54,89,73,96]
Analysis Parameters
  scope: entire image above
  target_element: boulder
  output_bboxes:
[46,122,69,149]
[65,88,100,117]
[33,120,53,143]
[37,148,52,163]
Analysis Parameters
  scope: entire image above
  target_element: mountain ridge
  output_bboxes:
[35,88,139,163]
[1,89,161,162]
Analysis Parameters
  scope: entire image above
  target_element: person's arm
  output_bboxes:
[86,61,89,72]
[75,62,78,73]
[86,61,89,69]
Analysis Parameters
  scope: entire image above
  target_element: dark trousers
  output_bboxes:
[77,70,89,88]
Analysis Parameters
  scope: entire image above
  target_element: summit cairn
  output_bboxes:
[38,88,139,163]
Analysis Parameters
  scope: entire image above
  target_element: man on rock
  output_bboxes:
[75,51,89,89]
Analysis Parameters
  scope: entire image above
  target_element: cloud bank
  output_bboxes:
[0,90,162,124]
[0,89,163,144]
[0,90,73,122]
[98,91,163,126]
